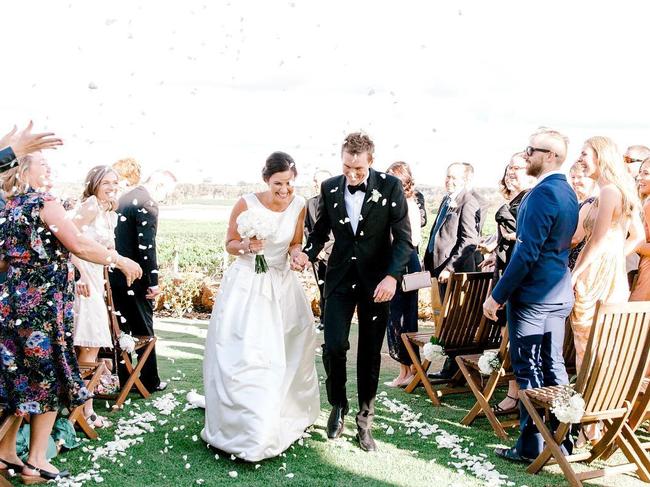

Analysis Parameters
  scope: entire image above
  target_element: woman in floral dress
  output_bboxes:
[0,151,141,482]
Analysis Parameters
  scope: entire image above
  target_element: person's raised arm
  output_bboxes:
[0,122,62,157]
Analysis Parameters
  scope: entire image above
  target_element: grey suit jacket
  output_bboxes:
[423,189,481,275]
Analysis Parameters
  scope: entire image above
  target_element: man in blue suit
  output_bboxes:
[483,128,579,462]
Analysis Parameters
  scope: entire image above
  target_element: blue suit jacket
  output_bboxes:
[492,173,578,305]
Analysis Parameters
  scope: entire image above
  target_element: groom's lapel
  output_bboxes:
[332,175,354,236]
[356,168,380,236]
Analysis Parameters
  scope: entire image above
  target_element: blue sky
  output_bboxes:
[3,0,650,187]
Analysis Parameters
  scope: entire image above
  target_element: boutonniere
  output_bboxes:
[369,189,382,203]
[447,199,458,210]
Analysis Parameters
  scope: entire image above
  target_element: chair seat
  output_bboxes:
[405,332,435,347]
[459,349,500,371]
[525,384,575,408]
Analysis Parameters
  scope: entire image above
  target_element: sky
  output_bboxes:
[3,0,650,187]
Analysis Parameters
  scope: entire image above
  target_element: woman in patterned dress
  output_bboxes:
[0,152,141,482]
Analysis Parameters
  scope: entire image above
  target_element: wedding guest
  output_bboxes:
[630,157,650,300]
[570,137,643,374]
[423,163,480,380]
[304,169,334,329]
[484,128,578,463]
[414,189,427,227]
[111,160,177,393]
[0,194,5,284]
[486,153,535,414]
[0,151,141,482]
[385,162,422,387]
[623,145,650,284]
[462,162,488,267]
[568,161,598,270]
[70,165,119,429]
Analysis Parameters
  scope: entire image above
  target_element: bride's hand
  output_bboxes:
[249,237,265,253]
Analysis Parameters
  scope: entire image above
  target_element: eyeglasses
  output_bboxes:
[624,155,644,164]
[525,146,553,157]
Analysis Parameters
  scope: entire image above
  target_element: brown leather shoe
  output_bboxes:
[357,427,377,452]
[327,406,347,439]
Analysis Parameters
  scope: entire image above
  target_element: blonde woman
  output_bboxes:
[70,165,120,428]
[630,157,650,301]
[571,137,643,371]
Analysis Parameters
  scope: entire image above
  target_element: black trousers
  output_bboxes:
[322,268,388,429]
[111,284,161,390]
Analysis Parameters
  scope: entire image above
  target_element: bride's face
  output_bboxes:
[267,169,295,203]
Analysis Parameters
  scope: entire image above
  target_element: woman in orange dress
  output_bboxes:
[630,157,650,301]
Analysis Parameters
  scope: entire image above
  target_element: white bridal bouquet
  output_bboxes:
[423,336,446,362]
[478,350,501,376]
[551,385,586,424]
[236,209,278,273]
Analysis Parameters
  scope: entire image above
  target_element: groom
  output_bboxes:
[294,132,412,452]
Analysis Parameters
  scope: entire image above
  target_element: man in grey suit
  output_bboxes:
[423,163,481,379]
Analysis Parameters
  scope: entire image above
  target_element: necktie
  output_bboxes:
[348,182,367,194]
[427,196,450,253]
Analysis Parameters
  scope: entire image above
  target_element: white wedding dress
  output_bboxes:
[201,193,320,462]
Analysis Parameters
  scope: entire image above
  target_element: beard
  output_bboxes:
[526,160,543,178]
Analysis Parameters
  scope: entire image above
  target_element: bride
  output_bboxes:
[200,151,320,461]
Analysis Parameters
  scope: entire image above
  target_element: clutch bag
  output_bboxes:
[401,270,432,292]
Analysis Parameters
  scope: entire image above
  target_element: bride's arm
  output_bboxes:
[288,207,306,258]
[225,198,254,256]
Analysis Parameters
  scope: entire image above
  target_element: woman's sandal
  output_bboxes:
[0,457,24,477]
[21,462,69,484]
[85,412,110,429]
[492,395,520,414]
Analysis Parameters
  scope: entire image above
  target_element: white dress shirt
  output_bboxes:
[344,178,368,234]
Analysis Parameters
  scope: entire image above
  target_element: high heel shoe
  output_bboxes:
[492,394,519,414]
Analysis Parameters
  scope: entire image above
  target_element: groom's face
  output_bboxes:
[342,150,372,186]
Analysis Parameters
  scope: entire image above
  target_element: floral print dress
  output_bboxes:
[0,191,90,416]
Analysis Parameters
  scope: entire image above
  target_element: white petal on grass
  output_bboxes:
[228,471,238,478]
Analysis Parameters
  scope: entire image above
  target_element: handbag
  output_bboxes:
[401,270,432,292]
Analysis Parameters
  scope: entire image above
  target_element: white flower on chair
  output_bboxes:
[551,386,585,424]
[478,350,501,376]
[118,332,136,353]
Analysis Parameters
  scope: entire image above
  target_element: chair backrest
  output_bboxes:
[437,272,498,350]
[576,301,650,414]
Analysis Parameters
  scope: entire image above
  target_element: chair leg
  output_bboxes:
[520,394,582,486]
[113,342,155,409]
[457,358,509,439]
[615,422,650,482]
[401,335,440,405]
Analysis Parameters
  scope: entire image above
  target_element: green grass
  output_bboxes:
[8,319,647,487]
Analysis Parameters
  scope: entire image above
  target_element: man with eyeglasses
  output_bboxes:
[623,145,650,286]
[483,128,578,464]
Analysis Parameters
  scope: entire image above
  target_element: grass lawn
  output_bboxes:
[6,319,649,487]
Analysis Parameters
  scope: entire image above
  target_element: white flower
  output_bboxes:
[369,189,382,203]
[423,343,445,362]
[118,333,136,353]
[551,386,585,424]
[478,351,501,376]
[236,209,278,241]
[448,198,458,209]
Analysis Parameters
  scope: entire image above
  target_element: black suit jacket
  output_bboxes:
[423,189,480,275]
[304,168,413,298]
[110,186,160,292]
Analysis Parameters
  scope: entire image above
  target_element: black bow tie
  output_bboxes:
[348,182,367,194]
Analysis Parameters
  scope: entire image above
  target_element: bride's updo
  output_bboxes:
[262,151,297,182]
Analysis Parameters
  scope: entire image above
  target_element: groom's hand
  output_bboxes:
[290,251,309,271]
[373,275,397,303]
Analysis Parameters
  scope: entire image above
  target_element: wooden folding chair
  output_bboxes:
[99,268,157,410]
[402,272,498,406]
[458,317,578,439]
[520,301,650,486]
[67,361,107,439]
[457,327,515,439]
[0,410,21,485]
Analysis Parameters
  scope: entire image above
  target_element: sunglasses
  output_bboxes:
[624,155,644,164]
[525,146,553,157]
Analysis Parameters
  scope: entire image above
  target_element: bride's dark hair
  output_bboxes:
[262,151,297,182]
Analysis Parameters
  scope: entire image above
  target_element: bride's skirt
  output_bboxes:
[201,261,320,461]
